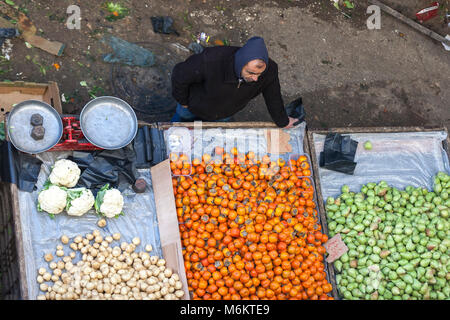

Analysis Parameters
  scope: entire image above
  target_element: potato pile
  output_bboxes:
[36,230,184,300]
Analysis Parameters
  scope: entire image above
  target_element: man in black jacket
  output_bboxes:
[171,36,296,128]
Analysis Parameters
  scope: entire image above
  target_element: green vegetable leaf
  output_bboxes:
[66,188,84,210]
[114,211,125,218]
[42,179,53,190]
[67,189,84,201]
[5,0,16,6]
[344,1,354,9]
[37,202,42,212]
[94,184,110,214]
[49,213,55,219]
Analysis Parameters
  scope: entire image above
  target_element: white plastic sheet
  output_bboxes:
[18,151,162,299]
[164,122,307,160]
[312,131,450,202]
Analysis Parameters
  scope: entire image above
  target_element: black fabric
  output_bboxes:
[319,133,358,175]
[133,126,153,169]
[171,46,289,127]
[150,16,179,36]
[149,127,166,166]
[69,146,137,195]
[0,141,17,185]
[285,97,306,126]
[0,141,42,192]
[234,36,269,79]
[13,151,42,192]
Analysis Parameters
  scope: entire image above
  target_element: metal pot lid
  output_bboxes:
[6,100,63,154]
[80,96,138,150]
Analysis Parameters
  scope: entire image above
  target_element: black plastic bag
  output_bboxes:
[0,141,41,192]
[150,16,179,36]
[285,97,305,126]
[133,126,153,169]
[69,146,137,195]
[150,127,166,166]
[319,133,358,175]
[0,141,17,185]
[14,151,43,192]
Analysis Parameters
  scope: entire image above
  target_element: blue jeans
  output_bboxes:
[171,104,231,122]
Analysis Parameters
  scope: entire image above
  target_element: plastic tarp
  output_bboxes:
[163,122,307,161]
[17,151,162,299]
[312,131,450,202]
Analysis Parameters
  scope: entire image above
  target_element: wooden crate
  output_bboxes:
[306,126,450,300]
[0,81,62,122]
[155,122,339,299]
[0,182,28,299]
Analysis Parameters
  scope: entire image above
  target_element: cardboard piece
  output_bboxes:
[0,3,65,56]
[323,233,348,263]
[22,34,65,56]
[151,159,190,300]
[0,81,62,121]
[265,128,293,154]
[17,12,65,56]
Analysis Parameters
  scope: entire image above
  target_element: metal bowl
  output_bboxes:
[6,100,63,154]
[80,96,138,150]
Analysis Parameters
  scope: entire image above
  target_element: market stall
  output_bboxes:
[1,93,449,300]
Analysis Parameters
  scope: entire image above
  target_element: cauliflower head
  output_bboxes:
[38,185,68,215]
[49,159,81,188]
[66,188,95,216]
[99,188,124,218]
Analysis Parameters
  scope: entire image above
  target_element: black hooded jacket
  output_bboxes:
[171,38,289,127]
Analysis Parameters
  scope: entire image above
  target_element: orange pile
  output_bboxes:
[170,149,333,300]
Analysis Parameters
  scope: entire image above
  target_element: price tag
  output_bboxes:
[323,234,348,263]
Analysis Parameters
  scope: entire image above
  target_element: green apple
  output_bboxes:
[364,141,373,150]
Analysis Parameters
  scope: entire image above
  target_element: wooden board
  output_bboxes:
[158,121,279,129]
[0,182,27,300]
[0,2,65,56]
[151,159,190,300]
[10,183,28,300]
[22,34,65,57]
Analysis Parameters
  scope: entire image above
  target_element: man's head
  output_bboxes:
[241,59,266,82]
[234,37,269,83]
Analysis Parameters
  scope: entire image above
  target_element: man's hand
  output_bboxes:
[181,105,188,108]
[284,117,298,129]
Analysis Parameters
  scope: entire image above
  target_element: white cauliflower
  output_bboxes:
[66,188,95,216]
[37,185,67,215]
[49,159,81,188]
[95,184,124,218]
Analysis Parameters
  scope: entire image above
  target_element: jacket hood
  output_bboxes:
[234,36,269,79]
